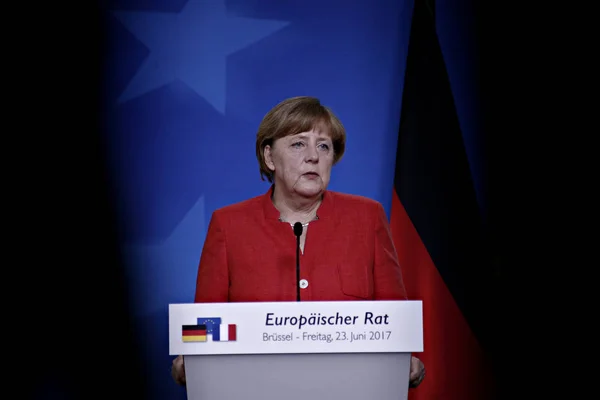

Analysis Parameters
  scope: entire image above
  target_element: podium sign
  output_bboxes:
[169,300,423,400]
[169,300,422,355]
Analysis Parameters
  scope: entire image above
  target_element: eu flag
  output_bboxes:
[197,317,222,334]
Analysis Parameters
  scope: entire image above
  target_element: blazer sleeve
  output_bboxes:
[373,202,408,300]
[194,210,229,303]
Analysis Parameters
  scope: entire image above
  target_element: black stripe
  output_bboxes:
[182,324,207,331]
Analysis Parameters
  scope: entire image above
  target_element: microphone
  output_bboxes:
[293,222,303,302]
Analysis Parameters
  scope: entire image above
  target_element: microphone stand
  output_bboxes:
[293,222,303,302]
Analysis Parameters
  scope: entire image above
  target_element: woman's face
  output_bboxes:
[264,129,334,199]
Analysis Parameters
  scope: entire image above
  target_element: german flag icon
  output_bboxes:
[182,324,207,342]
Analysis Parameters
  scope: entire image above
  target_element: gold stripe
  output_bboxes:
[182,335,207,342]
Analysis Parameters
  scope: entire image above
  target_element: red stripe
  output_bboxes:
[390,191,494,400]
[228,324,237,341]
[182,329,206,336]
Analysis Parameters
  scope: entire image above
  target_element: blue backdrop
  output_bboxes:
[100,0,480,398]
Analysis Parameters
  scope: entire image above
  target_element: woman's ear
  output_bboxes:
[264,145,275,172]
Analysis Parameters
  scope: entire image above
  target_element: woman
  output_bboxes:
[172,96,426,388]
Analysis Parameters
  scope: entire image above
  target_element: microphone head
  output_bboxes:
[293,222,303,237]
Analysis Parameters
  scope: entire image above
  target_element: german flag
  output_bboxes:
[182,324,207,342]
[391,1,497,399]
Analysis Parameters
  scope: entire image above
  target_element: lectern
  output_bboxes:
[169,300,423,400]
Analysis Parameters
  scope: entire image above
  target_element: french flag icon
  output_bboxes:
[213,324,237,341]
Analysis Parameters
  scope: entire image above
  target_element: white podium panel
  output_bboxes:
[169,300,423,400]
[169,300,423,355]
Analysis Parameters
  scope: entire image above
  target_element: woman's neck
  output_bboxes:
[271,186,322,224]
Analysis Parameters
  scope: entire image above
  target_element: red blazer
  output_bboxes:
[195,186,407,303]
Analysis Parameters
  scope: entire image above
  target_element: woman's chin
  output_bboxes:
[294,182,325,198]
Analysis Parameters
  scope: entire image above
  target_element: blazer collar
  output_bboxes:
[262,185,334,221]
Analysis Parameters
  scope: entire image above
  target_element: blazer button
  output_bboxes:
[299,279,309,289]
